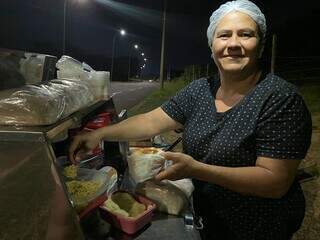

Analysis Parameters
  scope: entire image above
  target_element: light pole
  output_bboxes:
[63,0,68,54]
[160,0,167,89]
[128,44,139,81]
[63,0,87,54]
[140,65,146,80]
[111,29,126,81]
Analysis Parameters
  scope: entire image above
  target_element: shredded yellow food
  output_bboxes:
[103,198,130,217]
[103,192,146,218]
[63,165,78,179]
[66,180,102,200]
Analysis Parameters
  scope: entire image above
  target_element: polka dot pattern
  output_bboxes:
[161,73,312,239]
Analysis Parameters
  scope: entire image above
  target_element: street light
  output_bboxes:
[111,28,126,81]
[140,64,146,80]
[141,53,145,56]
[144,58,147,62]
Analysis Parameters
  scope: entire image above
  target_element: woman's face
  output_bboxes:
[211,11,260,74]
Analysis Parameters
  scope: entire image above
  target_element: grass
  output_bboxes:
[298,84,320,113]
[128,78,188,117]
[298,84,320,128]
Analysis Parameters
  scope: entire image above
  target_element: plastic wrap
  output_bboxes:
[127,147,165,184]
[19,54,44,84]
[56,56,110,100]
[48,79,95,117]
[135,180,191,216]
[89,71,110,99]
[164,178,194,198]
[0,79,95,126]
[0,84,65,126]
[56,55,90,81]
[64,166,117,212]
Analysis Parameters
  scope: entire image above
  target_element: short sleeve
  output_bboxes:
[256,92,312,160]
[161,80,199,125]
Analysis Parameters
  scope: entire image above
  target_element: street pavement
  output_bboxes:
[109,81,159,113]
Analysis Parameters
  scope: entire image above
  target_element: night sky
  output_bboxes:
[1,0,320,76]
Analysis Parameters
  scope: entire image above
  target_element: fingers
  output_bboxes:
[160,151,184,162]
[68,136,82,164]
[154,169,171,181]
[154,165,179,181]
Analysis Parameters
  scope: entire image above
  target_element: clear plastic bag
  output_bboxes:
[88,71,110,100]
[64,166,117,212]
[164,178,194,199]
[56,56,110,100]
[0,84,65,126]
[48,79,95,117]
[0,79,95,126]
[56,55,83,73]
[135,180,190,216]
[56,55,90,81]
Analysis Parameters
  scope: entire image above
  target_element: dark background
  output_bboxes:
[1,0,320,80]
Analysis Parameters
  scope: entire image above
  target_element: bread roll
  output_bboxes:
[128,147,165,183]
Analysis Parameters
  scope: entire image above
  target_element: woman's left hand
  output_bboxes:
[154,151,199,181]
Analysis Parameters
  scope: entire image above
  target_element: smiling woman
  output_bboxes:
[68,1,312,239]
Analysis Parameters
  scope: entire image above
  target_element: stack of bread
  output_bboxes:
[0,79,94,126]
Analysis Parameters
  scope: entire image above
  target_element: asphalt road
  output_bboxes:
[109,81,159,113]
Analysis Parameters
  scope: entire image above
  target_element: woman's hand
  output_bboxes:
[154,152,199,181]
[68,130,101,164]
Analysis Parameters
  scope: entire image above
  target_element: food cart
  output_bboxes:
[0,50,202,240]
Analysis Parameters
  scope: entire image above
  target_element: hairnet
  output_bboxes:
[207,0,266,50]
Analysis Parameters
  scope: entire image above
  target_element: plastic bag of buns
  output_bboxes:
[135,179,194,216]
[127,147,165,184]
[0,79,94,126]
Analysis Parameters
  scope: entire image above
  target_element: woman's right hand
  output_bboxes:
[68,130,102,164]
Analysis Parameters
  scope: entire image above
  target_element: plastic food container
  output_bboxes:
[85,112,112,129]
[56,155,104,170]
[99,191,156,234]
[62,166,117,213]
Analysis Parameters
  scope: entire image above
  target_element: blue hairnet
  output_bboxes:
[207,0,266,51]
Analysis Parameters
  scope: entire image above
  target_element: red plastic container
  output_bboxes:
[85,112,112,129]
[99,191,156,234]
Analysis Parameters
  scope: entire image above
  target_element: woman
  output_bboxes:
[69,0,312,239]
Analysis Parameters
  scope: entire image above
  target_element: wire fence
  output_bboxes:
[178,56,320,86]
[275,56,320,84]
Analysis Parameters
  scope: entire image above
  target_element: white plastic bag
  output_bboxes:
[127,147,165,184]
[56,55,90,81]
[165,178,194,198]
[135,180,191,216]
[89,71,110,100]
